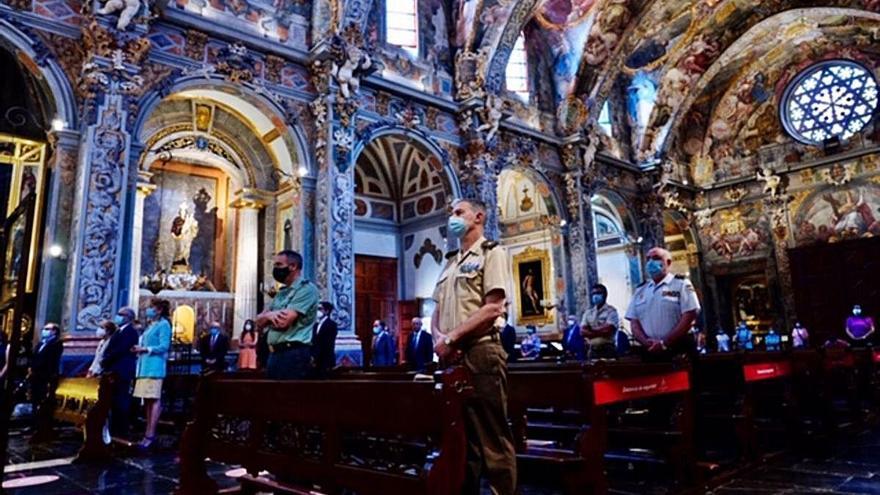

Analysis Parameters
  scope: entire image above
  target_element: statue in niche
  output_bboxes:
[170,202,199,273]
[283,219,293,251]
[96,0,142,30]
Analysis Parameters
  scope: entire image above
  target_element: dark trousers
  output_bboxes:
[266,346,312,380]
[461,341,517,495]
[110,377,132,438]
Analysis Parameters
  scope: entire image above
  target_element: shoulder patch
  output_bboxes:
[481,240,499,251]
[674,274,686,279]
[636,281,647,288]
[445,250,459,259]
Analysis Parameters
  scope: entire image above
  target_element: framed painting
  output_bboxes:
[513,247,553,326]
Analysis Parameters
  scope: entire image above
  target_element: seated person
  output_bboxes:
[520,325,542,359]
[845,305,875,346]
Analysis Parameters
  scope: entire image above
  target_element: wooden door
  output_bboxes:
[355,255,398,366]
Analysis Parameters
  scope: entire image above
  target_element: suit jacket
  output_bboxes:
[372,331,396,367]
[562,325,586,361]
[500,324,517,362]
[198,332,229,372]
[406,330,433,371]
[31,338,63,380]
[136,318,172,378]
[312,317,338,373]
[101,323,139,381]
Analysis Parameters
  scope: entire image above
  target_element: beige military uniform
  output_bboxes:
[431,235,517,495]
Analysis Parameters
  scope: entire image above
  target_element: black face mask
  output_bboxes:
[273,266,291,283]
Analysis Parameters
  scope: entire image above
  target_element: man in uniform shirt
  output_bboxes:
[581,284,620,359]
[625,247,701,360]
[431,198,516,495]
[256,250,319,379]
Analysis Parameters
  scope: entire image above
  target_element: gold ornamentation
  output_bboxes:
[185,29,207,61]
[265,55,284,84]
[512,247,554,327]
[725,185,748,203]
[454,49,488,101]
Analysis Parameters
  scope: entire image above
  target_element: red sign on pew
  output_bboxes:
[743,362,791,382]
[873,350,880,364]
[824,354,856,370]
[593,371,690,406]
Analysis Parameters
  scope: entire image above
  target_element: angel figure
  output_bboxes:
[96,0,141,30]
[756,167,782,197]
[331,40,371,99]
[477,94,504,143]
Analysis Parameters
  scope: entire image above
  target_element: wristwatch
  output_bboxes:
[444,335,455,347]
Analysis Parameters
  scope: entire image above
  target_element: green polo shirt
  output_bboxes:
[266,277,319,346]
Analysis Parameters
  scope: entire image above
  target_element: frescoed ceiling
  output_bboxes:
[335,0,880,184]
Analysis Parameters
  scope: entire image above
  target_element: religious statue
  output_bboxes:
[330,28,372,100]
[756,167,782,198]
[170,202,199,273]
[477,94,504,143]
[96,0,142,30]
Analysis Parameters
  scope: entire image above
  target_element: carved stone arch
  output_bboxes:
[498,163,567,225]
[484,0,541,94]
[352,122,461,199]
[592,188,639,239]
[0,20,79,130]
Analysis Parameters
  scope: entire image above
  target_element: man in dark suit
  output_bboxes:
[562,315,586,361]
[30,323,64,426]
[500,313,517,363]
[101,307,139,438]
[198,322,229,373]
[372,320,396,367]
[406,317,433,372]
[311,301,338,377]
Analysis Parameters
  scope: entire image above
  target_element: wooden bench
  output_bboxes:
[176,367,472,495]
[32,375,113,461]
[508,362,603,495]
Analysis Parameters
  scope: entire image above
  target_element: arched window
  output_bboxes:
[598,100,612,135]
[782,60,878,144]
[506,33,530,102]
[386,0,419,56]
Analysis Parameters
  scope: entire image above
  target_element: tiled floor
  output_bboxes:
[3,425,880,494]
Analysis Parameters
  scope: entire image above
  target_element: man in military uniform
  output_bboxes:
[625,247,701,360]
[431,198,516,495]
[581,284,620,359]
[256,250,319,379]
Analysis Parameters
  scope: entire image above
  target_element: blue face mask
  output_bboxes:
[646,259,665,278]
[854,308,862,316]
[210,327,220,336]
[145,308,157,320]
[373,326,381,335]
[114,315,126,326]
[591,294,604,305]
[448,217,468,238]
[41,329,53,340]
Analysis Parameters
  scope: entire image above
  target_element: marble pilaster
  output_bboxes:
[231,189,268,339]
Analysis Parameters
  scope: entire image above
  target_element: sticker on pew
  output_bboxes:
[824,354,856,369]
[743,362,791,382]
[592,371,690,405]
[873,350,880,363]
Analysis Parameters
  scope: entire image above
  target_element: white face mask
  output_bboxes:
[96,328,106,339]
[317,311,325,319]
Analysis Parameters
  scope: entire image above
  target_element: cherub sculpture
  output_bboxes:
[476,94,503,143]
[331,38,371,99]
[756,167,782,198]
[96,0,141,30]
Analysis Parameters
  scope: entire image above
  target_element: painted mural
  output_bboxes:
[170,0,311,47]
[699,204,770,263]
[794,181,880,245]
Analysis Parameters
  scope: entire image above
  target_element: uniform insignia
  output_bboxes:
[674,274,686,279]
[459,262,481,273]
[662,290,680,297]
[445,250,459,259]
[481,240,499,251]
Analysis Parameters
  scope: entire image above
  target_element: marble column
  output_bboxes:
[128,170,156,310]
[231,189,267,339]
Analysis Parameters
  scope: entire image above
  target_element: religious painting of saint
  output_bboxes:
[513,247,553,325]
[795,183,880,245]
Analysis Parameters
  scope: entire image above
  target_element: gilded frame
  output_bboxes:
[512,246,553,326]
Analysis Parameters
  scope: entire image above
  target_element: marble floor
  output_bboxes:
[2,425,880,494]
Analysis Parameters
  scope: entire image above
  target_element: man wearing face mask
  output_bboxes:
[255,250,319,380]
[101,307,138,438]
[371,320,396,367]
[29,323,64,425]
[562,314,586,361]
[845,304,875,346]
[311,302,338,377]
[431,198,516,495]
[581,284,620,359]
[625,247,701,360]
[198,322,229,373]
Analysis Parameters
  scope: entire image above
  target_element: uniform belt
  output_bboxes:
[269,341,310,353]
[472,331,500,346]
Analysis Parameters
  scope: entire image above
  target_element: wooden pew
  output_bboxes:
[590,360,696,488]
[176,367,471,495]
[508,362,604,495]
[32,375,113,461]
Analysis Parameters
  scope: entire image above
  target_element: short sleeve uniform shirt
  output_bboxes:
[625,273,700,341]
[266,277,320,346]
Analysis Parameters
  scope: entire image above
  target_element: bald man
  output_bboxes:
[625,247,701,360]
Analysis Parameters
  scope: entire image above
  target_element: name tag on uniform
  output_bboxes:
[661,290,680,298]
[459,262,481,274]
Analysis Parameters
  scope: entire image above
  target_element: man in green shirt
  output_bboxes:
[255,250,319,379]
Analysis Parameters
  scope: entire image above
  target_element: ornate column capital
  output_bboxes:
[136,170,156,196]
[231,188,272,209]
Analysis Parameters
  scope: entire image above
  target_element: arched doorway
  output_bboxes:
[591,193,641,331]
[133,84,308,342]
[352,132,456,365]
[497,168,567,339]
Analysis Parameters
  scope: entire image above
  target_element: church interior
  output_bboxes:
[2,0,880,493]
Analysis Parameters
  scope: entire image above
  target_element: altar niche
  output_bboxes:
[140,162,228,293]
